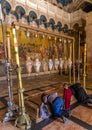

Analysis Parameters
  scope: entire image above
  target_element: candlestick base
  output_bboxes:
[3,102,18,122]
[15,113,31,130]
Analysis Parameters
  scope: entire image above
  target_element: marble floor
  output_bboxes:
[0,74,92,130]
[42,118,87,130]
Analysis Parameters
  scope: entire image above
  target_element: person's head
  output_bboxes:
[41,93,48,104]
[63,83,69,89]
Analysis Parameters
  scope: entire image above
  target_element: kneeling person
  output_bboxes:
[41,93,66,123]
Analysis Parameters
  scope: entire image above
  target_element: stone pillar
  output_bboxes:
[85,12,92,75]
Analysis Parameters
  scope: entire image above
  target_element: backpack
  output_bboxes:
[70,83,81,95]
[70,83,88,102]
[75,87,88,102]
[40,103,50,119]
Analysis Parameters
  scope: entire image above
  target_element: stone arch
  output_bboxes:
[40,15,47,23]
[63,24,68,33]
[1,0,11,15]
[71,22,80,29]
[49,18,55,25]
[40,15,47,28]
[56,21,62,32]
[57,21,62,27]
[14,5,26,20]
[49,18,58,30]
[12,3,25,11]
[27,10,38,23]
[72,23,80,32]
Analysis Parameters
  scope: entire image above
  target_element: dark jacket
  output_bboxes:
[70,83,89,103]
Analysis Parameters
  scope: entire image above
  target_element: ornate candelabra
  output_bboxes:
[12,24,31,130]
[3,31,18,122]
[0,3,18,122]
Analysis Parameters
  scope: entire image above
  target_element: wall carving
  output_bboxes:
[1,0,70,29]
[0,0,90,31]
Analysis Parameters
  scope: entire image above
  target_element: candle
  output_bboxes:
[6,32,11,60]
[12,28,19,65]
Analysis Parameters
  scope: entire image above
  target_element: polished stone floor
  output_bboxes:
[0,73,92,130]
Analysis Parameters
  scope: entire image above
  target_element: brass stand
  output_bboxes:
[69,42,72,84]
[69,67,71,84]
[12,25,31,130]
[83,43,87,89]
[73,39,75,83]
[77,32,81,83]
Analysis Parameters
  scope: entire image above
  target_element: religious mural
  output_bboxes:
[0,44,4,60]
[0,25,72,76]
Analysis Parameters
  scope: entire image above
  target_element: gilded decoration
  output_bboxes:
[0,0,76,77]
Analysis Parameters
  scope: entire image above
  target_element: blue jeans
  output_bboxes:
[51,97,65,116]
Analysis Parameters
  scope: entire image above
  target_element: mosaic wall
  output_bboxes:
[0,26,67,76]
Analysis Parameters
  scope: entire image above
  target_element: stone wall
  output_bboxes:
[6,0,70,27]
[85,12,92,73]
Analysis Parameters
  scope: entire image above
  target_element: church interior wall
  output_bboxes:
[86,12,92,72]
[0,0,89,78]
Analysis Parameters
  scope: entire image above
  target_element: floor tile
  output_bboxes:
[0,110,6,121]
[72,105,92,125]
[0,102,5,109]
[0,122,21,130]
[42,118,86,130]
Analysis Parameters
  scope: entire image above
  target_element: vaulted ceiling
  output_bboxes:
[80,1,92,13]
[47,0,92,13]
[56,0,73,6]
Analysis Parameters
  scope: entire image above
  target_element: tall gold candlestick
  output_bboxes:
[83,43,87,89]
[78,32,81,82]
[69,42,72,84]
[69,43,72,60]
[73,39,75,83]
[12,26,31,130]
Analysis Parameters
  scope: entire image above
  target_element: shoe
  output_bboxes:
[61,116,67,123]
[65,110,71,118]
